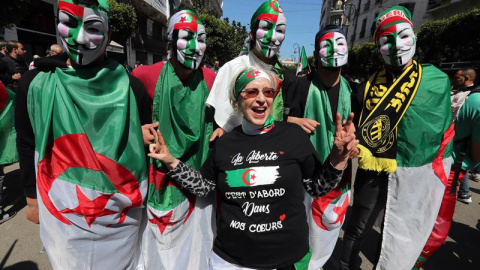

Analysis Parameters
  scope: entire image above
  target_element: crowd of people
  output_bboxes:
[0,0,479,270]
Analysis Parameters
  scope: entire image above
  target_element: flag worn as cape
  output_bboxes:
[28,59,147,270]
[296,46,310,76]
[140,60,215,270]
[0,83,18,164]
[376,64,454,270]
[303,74,352,268]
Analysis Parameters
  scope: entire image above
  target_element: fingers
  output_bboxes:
[156,129,166,146]
[343,113,355,134]
[301,125,312,134]
[149,143,157,154]
[209,128,226,142]
[349,147,360,159]
[335,113,343,135]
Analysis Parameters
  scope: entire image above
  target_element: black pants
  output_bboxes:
[340,169,389,270]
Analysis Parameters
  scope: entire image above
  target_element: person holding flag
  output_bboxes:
[148,66,359,269]
[339,6,454,269]
[0,81,18,223]
[286,25,355,268]
[15,0,151,269]
[207,0,299,137]
[296,45,310,76]
[131,8,217,270]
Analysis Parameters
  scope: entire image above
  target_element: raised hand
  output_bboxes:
[148,129,179,170]
[330,112,359,169]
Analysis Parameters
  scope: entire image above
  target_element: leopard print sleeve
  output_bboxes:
[303,161,344,197]
[167,162,216,197]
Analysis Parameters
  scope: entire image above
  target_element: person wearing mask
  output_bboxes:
[15,0,151,268]
[340,6,454,269]
[131,8,217,270]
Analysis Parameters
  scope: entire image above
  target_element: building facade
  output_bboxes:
[320,0,430,46]
[2,0,222,66]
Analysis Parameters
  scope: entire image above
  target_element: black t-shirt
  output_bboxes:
[289,72,361,120]
[200,121,317,269]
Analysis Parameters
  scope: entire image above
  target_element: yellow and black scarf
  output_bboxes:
[357,60,422,173]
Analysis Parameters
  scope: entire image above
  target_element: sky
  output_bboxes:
[221,0,323,61]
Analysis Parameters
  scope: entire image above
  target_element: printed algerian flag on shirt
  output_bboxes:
[226,166,280,187]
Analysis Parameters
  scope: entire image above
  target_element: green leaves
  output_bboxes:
[344,42,378,79]
[417,8,480,65]
[199,13,248,66]
[108,0,136,43]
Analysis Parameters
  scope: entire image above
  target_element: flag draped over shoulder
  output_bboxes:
[141,60,215,270]
[27,59,147,270]
[0,83,18,164]
[376,64,454,270]
[303,75,352,268]
[296,46,310,76]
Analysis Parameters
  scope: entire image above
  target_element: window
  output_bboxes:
[399,2,416,16]
[330,15,342,26]
[359,18,367,38]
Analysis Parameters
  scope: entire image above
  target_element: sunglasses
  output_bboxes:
[241,87,275,99]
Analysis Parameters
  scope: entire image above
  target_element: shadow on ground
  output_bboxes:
[1,240,39,270]
[423,221,480,270]
[3,168,26,213]
[323,207,480,270]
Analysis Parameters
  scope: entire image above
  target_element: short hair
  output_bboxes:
[6,40,19,53]
[0,40,6,49]
[462,68,476,81]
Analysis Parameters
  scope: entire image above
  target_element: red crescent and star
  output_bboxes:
[37,134,143,226]
[242,169,256,186]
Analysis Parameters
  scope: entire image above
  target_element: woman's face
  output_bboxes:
[238,78,274,126]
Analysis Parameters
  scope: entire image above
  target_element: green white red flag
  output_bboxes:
[28,60,147,269]
[296,46,310,76]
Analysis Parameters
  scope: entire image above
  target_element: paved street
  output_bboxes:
[1,163,479,270]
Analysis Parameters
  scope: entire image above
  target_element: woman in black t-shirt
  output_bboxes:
[148,67,359,269]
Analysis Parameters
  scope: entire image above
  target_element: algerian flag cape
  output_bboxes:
[296,46,310,76]
[0,83,18,164]
[206,50,285,132]
[375,64,454,270]
[303,74,352,269]
[28,59,147,270]
[140,60,215,270]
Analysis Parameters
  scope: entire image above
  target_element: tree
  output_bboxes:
[344,42,378,79]
[108,0,137,43]
[199,13,248,66]
[417,8,480,65]
[0,0,30,28]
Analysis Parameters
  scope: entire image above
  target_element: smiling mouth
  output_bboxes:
[252,107,267,117]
